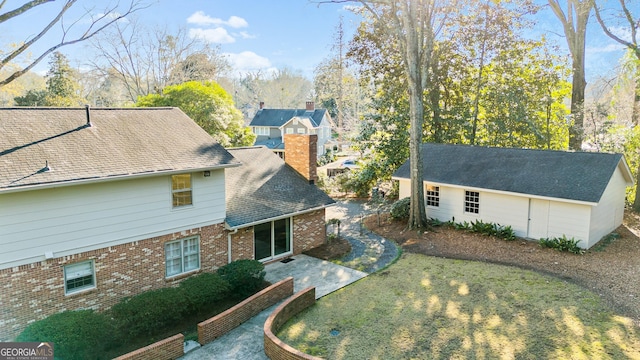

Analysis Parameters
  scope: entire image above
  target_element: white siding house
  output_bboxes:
[393,144,634,249]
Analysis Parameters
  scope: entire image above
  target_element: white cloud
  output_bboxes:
[223,51,275,75]
[187,11,248,28]
[586,43,625,54]
[238,31,256,39]
[189,28,235,44]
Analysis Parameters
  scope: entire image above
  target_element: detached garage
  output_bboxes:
[392,144,634,249]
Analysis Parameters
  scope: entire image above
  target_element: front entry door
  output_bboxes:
[528,199,549,240]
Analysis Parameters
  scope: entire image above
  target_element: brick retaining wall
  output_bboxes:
[198,277,294,345]
[113,333,184,360]
[263,287,321,360]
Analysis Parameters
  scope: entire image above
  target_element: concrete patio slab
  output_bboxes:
[264,254,367,298]
[179,254,367,360]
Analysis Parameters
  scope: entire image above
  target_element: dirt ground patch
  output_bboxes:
[364,212,640,327]
[304,237,352,260]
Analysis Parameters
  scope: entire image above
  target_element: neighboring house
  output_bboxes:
[0,107,332,340]
[250,101,332,158]
[392,143,634,249]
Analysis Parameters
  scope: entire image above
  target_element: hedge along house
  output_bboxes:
[392,144,634,249]
[0,108,332,340]
[225,135,335,263]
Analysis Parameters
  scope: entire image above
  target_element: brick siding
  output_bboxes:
[0,223,226,341]
[198,277,294,345]
[113,333,184,360]
[293,210,326,254]
[263,287,320,360]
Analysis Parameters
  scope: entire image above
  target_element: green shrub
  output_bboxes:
[539,235,584,254]
[390,197,410,220]
[17,310,115,360]
[179,272,230,313]
[110,286,188,337]
[218,259,265,298]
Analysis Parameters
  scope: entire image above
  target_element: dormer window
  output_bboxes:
[172,174,192,207]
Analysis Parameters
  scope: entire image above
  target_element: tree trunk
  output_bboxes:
[568,54,586,150]
[407,76,428,230]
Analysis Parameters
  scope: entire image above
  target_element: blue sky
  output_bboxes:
[1,0,634,81]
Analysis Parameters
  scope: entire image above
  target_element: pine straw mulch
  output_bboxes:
[363,212,640,328]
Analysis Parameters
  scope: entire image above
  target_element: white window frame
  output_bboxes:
[286,128,294,134]
[297,127,306,134]
[171,174,192,208]
[426,185,440,208]
[464,190,480,214]
[254,127,269,136]
[64,260,96,295]
[165,236,200,278]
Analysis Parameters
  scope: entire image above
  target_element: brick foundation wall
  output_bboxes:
[293,210,326,255]
[0,223,226,341]
[263,287,320,360]
[113,333,184,360]
[197,277,294,345]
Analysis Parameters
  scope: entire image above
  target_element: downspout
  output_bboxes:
[227,228,238,264]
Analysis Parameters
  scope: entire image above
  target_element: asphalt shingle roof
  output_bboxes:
[249,108,326,128]
[0,107,238,191]
[225,146,335,228]
[392,143,629,203]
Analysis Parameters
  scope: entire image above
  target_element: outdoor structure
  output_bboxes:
[249,101,333,158]
[0,107,333,340]
[392,143,634,249]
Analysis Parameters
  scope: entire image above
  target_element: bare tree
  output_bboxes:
[594,0,639,125]
[593,0,640,210]
[89,19,229,103]
[548,0,593,150]
[0,0,148,87]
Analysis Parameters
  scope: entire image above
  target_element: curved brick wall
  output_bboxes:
[263,287,322,360]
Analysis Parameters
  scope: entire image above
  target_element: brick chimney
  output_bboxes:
[284,134,317,184]
[305,101,314,111]
[259,101,265,109]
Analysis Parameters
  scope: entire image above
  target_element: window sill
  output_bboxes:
[65,286,97,297]
[165,269,200,282]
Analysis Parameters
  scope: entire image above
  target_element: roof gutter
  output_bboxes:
[224,203,335,231]
[0,163,241,195]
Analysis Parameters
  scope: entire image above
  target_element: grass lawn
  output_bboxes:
[278,253,640,359]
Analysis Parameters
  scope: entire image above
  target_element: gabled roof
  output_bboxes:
[392,143,634,204]
[225,146,334,228]
[0,107,239,192]
[249,108,327,128]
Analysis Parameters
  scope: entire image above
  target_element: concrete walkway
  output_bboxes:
[180,199,398,359]
[326,199,399,273]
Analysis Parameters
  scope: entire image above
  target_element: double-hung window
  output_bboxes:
[165,236,200,277]
[64,260,95,295]
[172,174,192,208]
[464,191,480,214]
[426,185,440,207]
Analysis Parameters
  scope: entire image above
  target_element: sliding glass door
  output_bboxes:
[254,218,292,261]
